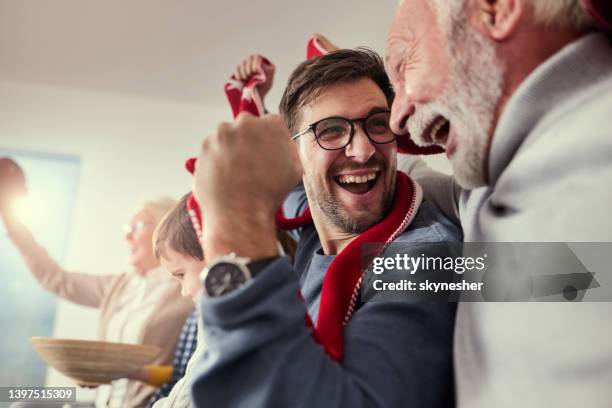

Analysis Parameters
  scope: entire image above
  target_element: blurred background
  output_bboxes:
[0,0,452,399]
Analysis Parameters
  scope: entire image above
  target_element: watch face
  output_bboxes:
[204,261,248,297]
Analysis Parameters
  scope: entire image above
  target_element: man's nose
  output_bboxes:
[390,91,414,135]
[345,127,376,163]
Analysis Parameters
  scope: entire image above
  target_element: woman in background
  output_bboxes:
[0,158,194,408]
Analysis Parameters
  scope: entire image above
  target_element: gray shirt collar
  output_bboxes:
[489,33,612,185]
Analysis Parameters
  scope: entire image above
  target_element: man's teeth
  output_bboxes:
[430,117,449,143]
[337,173,377,184]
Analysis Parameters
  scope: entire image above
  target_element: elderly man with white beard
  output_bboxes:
[387,0,612,406]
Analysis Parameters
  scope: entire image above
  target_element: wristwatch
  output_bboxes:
[200,253,278,297]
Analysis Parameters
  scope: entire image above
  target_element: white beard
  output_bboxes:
[409,1,504,189]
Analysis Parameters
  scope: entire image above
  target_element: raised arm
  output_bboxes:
[0,160,117,308]
[1,213,118,308]
[233,54,276,112]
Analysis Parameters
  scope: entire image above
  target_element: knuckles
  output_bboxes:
[214,121,236,145]
[200,135,211,154]
[235,112,255,126]
[200,115,293,171]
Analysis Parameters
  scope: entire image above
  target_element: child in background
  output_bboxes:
[150,193,297,407]
[149,194,207,408]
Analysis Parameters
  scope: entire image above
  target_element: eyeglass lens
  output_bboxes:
[314,111,394,149]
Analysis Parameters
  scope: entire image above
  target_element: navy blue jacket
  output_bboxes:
[191,184,462,407]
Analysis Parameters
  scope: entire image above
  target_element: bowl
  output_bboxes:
[30,337,161,385]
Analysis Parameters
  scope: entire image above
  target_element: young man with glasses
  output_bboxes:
[188,49,462,407]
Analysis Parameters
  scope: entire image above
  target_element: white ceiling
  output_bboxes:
[0,0,397,108]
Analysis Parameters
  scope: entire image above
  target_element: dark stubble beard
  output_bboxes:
[304,157,397,234]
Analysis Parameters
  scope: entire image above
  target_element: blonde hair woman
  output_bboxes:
[0,158,193,408]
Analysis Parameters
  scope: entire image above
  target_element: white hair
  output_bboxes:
[431,0,595,31]
[136,196,177,226]
[418,0,504,188]
[528,0,595,30]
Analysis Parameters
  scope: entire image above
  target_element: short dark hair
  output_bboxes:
[153,194,203,261]
[279,48,394,133]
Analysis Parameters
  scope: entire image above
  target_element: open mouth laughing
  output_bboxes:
[422,115,450,146]
[416,114,459,158]
[333,170,381,195]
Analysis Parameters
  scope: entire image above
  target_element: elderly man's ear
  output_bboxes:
[471,0,525,41]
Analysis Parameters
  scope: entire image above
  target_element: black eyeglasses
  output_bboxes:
[291,110,396,150]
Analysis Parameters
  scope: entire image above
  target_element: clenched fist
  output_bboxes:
[0,158,26,218]
[193,113,302,261]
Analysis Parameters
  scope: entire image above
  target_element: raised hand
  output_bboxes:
[0,158,26,220]
[193,113,302,261]
[232,54,276,99]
